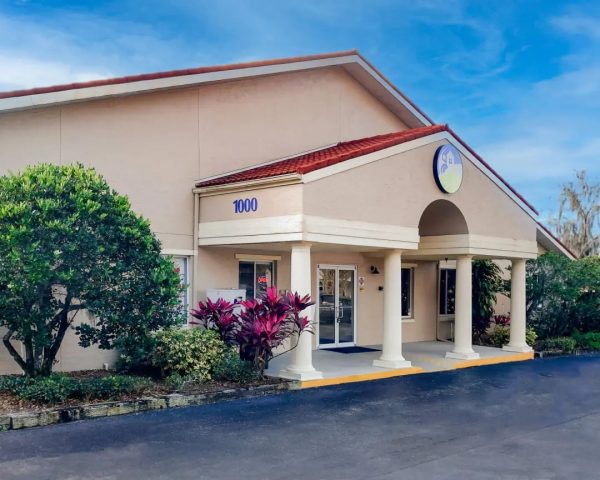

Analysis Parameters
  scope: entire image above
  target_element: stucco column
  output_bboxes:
[373,250,412,369]
[503,258,533,353]
[446,255,480,360]
[279,243,323,380]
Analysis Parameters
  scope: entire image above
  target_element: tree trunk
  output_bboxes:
[2,328,31,375]
[41,303,72,376]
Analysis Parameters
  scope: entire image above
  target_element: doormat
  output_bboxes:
[326,346,381,354]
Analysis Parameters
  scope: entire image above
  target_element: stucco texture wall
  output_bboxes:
[0,66,409,372]
[303,140,537,241]
[196,248,440,349]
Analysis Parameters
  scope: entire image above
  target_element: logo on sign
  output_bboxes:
[433,144,463,194]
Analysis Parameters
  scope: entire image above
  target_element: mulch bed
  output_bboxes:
[0,370,286,415]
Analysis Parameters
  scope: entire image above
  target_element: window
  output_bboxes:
[171,256,190,316]
[239,261,275,300]
[439,268,456,315]
[401,267,414,318]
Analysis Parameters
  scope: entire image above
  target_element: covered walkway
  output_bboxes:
[267,341,534,388]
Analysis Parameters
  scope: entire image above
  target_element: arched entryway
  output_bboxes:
[418,199,468,237]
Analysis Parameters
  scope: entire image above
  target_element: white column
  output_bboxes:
[446,255,480,360]
[503,258,533,353]
[279,243,323,380]
[373,250,412,369]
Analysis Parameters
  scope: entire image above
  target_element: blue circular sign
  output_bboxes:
[433,144,463,193]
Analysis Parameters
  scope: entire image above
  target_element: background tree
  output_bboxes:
[471,259,503,343]
[552,170,599,258]
[0,164,183,377]
[526,252,600,338]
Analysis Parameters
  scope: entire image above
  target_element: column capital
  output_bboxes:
[510,257,527,264]
[290,242,312,251]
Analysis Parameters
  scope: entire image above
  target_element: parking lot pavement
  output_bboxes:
[0,354,599,480]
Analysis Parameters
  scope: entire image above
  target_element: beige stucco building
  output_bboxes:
[0,50,573,378]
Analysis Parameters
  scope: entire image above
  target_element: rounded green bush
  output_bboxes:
[150,327,226,380]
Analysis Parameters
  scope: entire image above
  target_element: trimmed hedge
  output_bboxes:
[0,374,152,404]
[537,337,577,354]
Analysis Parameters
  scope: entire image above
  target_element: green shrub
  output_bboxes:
[537,337,577,354]
[0,374,74,403]
[527,253,600,339]
[0,373,152,404]
[212,348,260,383]
[526,327,538,347]
[484,326,537,349]
[0,163,183,377]
[114,335,158,374]
[573,331,600,351]
[75,376,152,401]
[150,327,225,379]
[489,326,510,348]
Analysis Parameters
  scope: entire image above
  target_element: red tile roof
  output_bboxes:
[196,124,539,216]
[197,125,445,188]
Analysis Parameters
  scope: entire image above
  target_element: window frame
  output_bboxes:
[401,267,415,320]
[438,267,456,318]
[169,255,191,321]
[238,260,277,300]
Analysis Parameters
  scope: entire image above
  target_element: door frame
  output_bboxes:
[316,264,358,349]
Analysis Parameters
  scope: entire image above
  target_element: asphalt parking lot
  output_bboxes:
[0,354,598,479]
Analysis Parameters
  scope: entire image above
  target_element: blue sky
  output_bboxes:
[1,0,598,220]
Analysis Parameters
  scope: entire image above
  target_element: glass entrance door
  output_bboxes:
[317,265,356,347]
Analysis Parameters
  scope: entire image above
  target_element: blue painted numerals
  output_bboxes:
[233,197,258,213]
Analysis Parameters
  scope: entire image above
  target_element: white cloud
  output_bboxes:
[550,14,600,41]
[0,54,111,91]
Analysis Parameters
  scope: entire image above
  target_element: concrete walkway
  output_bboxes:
[268,341,532,386]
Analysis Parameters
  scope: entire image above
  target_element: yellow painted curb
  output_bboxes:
[299,366,425,389]
[453,351,534,369]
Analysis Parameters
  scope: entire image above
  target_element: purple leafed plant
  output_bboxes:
[190,298,238,344]
[190,286,314,375]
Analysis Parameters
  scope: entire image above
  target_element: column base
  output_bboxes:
[278,368,323,381]
[446,350,480,360]
[503,344,533,353]
[373,358,412,369]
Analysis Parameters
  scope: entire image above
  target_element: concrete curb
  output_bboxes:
[1,382,291,432]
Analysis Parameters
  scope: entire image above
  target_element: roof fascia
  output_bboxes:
[193,173,302,197]
[536,223,577,260]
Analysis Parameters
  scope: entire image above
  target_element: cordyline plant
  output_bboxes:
[191,286,314,374]
[0,164,183,377]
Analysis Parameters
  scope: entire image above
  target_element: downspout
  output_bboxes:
[192,191,200,316]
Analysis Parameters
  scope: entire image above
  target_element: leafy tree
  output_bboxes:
[0,164,183,377]
[526,252,600,338]
[471,259,503,343]
[551,170,599,257]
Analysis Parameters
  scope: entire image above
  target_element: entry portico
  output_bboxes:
[194,124,537,381]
